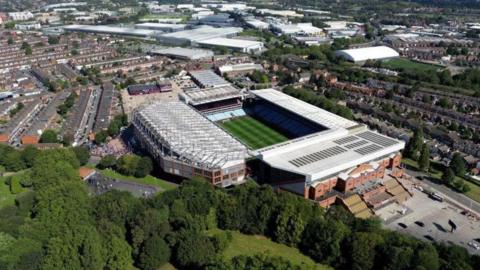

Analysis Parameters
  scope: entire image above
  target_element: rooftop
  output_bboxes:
[251,89,404,183]
[157,25,243,43]
[64,25,157,37]
[197,37,264,49]
[180,85,244,105]
[151,47,214,60]
[135,101,247,168]
[189,70,230,88]
[251,89,358,130]
[336,46,399,62]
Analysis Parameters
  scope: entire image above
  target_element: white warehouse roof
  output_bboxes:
[336,46,399,62]
[151,47,214,60]
[197,38,264,51]
[135,22,187,32]
[64,24,156,37]
[157,25,243,44]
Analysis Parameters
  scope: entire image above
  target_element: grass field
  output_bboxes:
[99,169,178,191]
[382,58,442,73]
[207,229,331,270]
[220,116,288,149]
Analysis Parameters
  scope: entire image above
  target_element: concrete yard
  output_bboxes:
[122,80,182,117]
[382,183,480,255]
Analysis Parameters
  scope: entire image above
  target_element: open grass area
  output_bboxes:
[382,58,442,73]
[219,116,288,149]
[207,229,331,270]
[99,169,178,191]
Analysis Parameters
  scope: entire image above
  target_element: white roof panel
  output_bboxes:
[336,46,399,62]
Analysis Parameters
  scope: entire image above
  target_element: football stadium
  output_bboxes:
[133,70,406,210]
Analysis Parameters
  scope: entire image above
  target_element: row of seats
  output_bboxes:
[247,102,324,137]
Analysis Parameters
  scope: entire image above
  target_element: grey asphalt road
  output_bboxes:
[405,168,480,214]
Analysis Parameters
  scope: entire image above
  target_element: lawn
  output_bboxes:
[219,116,288,149]
[382,58,442,73]
[99,169,178,191]
[207,229,331,270]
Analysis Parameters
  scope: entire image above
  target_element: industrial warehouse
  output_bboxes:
[131,82,407,214]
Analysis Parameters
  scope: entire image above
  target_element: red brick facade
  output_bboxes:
[304,153,403,202]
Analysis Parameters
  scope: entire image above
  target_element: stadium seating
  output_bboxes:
[246,101,325,137]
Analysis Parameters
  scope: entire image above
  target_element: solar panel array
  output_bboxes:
[344,140,369,149]
[354,144,384,155]
[356,131,398,147]
[333,136,358,145]
[289,146,347,167]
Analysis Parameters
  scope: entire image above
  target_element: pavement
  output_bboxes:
[381,173,480,255]
[404,167,480,214]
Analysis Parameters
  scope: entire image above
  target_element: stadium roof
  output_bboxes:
[197,38,264,49]
[64,25,157,37]
[251,89,404,183]
[151,47,214,60]
[135,101,247,168]
[189,70,231,88]
[251,89,358,130]
[180,85,244,105]
[335,46,399,62]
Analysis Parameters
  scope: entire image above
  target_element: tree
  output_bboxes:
[418,144,430,172]
[442,168,455,185]
[48,36,60,45]
[116,154,141,176]
[273,204,305,246]
[21,146,40,168]
[7,37,14,45]
[94,131,109,144]
[137,235,170,270]
[404,129,424,160]
[450,153,466,176]
[97,155,117,169]
[300,218,349,265]
[134,156,153,178]
[40,130,59,143]
[174,230,216,269]
[73,146,90,166]
[347,232,384,270]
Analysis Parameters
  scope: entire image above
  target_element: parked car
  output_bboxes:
[415,221,425,227]
[468,241,480,250]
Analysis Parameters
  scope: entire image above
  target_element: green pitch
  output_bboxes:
[220,116,288,149]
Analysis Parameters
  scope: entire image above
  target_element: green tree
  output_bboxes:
[116,154,141,176]
[97,155,117,169]
[73,146,90,166]
[174,230,216,269]
[48,36,60,45]
[450,153,466,176]
[95,130,109,144]
[7,37,14,45]
[300,218,349,265]
[347,232,384,270]
[134,156,153,178]
[273,204,305,246]
[40,130,59,143]
[442,167,455,185]
[138,235,170,270]
[418,144,430,172]
[21,145,40,168]
[404,128,424,160]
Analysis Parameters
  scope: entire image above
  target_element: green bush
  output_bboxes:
[9,177,23,194]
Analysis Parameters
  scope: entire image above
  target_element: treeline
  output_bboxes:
[0,145,479,269]
[283,86,354,120]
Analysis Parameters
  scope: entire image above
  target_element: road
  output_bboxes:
[405,168,480,214]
